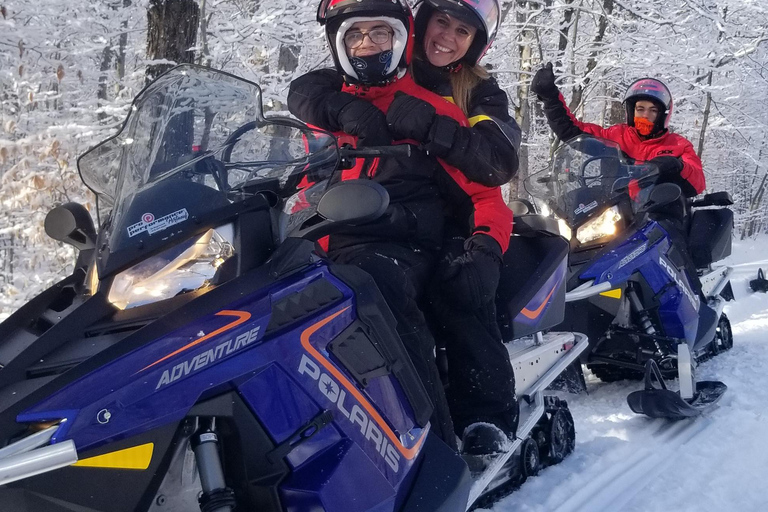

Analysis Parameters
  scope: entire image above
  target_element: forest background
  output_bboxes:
[0,0,766,316]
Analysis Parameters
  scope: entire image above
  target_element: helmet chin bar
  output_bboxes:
[334,16,408,83]
[625,97,668,137]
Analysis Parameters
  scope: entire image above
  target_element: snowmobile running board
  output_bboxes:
[627,359,727,421]
[699,266,733,299]
[466,331,589,508]
[0,425,78,486]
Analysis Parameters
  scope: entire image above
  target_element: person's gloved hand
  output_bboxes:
[332,95,392,147]
[530,62,560,100]
[648,156,683,176]
[439,234,503,310]
[386,92,437,142]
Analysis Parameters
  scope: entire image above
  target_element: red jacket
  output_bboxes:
[289,69,513,253]
[543,92,705,196]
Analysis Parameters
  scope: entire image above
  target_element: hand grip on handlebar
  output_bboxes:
[340,144,412,159]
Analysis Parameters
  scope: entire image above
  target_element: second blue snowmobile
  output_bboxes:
[525,135,734,421]
[0,65,587,511]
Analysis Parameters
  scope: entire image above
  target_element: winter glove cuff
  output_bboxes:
[439,234,502,310]
[326,91,359,127]
[337,97,392,147]
[386,92,437,142]
[649,156,684,176]
[424,115,460,157]
[465,233,503,262]
[530,62,560,101]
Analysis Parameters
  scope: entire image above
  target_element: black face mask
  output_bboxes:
[348,50,393,83]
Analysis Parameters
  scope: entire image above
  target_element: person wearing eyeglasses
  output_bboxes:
[288,0,517,454]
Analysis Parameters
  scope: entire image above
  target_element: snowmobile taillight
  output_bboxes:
[562,341,574,351]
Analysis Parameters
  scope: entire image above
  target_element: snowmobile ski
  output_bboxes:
[627,359,727,420]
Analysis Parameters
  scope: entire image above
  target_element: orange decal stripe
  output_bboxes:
[301,308,426,460]
[139,310,251,373]
[520,286,557,320]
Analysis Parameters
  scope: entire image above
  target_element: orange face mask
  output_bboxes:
[634,116,655,136]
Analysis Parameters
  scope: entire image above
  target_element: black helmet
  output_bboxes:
[623,78,673,134]
[317,0,414,84]
[414,0,500,67]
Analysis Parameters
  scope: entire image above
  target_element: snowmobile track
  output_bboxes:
[549,417,714,512]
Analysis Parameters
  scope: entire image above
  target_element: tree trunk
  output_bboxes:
[146,0,200,83]
[511,0,535,202]
[97,45,113,121]
[556,0,575,69]
[569,0,613,113]
[697,71,712,158]
[198,0,212,67]
[117,0,132,91]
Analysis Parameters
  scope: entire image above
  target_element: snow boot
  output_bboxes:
[461,423,513,456]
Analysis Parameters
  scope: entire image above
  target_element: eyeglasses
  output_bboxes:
[344,28,393,48]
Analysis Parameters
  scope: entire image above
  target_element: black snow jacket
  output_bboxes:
[411,58,521,188]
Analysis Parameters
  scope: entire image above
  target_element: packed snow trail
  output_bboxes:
[489,242,768,512]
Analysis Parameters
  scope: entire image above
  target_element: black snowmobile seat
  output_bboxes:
[496,221,569,340]
[687,207,733,268]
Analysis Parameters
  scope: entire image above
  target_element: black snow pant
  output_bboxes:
[329,242,457,449]
[426,239,518,439]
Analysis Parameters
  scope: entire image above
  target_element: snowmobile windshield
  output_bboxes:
[524,135,658,228]
[77,65,339,277]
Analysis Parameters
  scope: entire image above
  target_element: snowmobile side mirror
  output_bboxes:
[44,202,97,251]
[509,199,532,216]
[317,180,389,223]
[641,183,683,214]
[290,180,390,240]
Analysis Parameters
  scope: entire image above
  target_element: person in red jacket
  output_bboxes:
[289,0,516,453]
[530,63,705,197]
[531,64,707,296]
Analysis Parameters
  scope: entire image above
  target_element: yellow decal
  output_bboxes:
[599,288,622,299]
[468,114,492,127]
[73,443,154,470]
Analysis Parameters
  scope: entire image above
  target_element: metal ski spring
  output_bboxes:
[192,418,236,512]
[627,284,656,335]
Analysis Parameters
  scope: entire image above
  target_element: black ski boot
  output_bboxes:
[461,423,512,456]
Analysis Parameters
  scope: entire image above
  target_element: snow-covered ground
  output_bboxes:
[491,239,768,512]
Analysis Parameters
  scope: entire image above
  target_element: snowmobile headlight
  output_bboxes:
[555,216,572,240]
[576,206,622,245]
[107,224,235,310]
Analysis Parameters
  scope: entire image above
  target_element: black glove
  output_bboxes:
[439,234,503,310]
[648,156,684,176]
[329,93,392,147]
[530,62,559,100]
[386,92,437,142]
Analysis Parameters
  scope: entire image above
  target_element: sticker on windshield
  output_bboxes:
[128,209,189,237]
[574,201,598,215]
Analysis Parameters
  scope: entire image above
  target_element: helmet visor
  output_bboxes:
[424,0,499,39]
[625,79,672,110]
[466,0,500,40]
[317,0,354,23]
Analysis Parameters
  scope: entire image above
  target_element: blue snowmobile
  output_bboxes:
[525,135,734,421]
[0,65,587,511]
